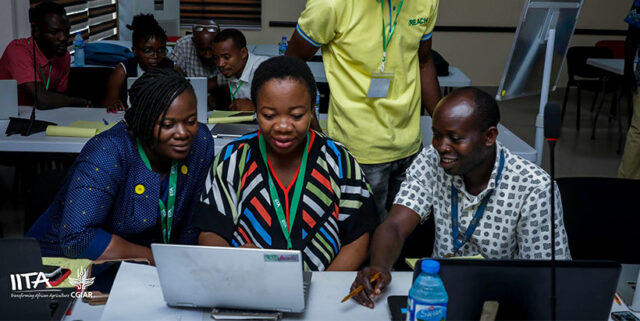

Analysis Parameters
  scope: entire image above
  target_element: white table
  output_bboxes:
[0,107,535,162]
[586,58,623,75]
[64,269,638,321]
[250,44,471,88]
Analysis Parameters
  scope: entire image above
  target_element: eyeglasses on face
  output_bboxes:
[136,46,167,56]
[193,24,219,33]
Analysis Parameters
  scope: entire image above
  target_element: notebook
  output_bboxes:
[151,244,311,313]
[127,76,207,124]
[389,259,621,321]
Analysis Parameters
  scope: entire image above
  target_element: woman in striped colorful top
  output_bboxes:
[195,56,378,271]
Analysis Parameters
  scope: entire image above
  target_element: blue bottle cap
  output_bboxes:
[420,260,440,274]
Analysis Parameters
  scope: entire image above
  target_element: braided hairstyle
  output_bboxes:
[125,68,194,148]
[127,13,167,47]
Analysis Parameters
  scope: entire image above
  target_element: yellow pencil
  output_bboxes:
[341,272,381,303]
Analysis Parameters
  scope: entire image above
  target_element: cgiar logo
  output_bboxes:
[409,17,429,26]
[68,266,95,298]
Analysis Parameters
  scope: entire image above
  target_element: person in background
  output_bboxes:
[102,14,174,112]
[0,1,90,108]
[350,88,571,308]
[213,29,269,111]
[169,20,226,109]
[27,68,215,263]
[195,56,378,271]
[286,0,442,222]
[619,0,640,179]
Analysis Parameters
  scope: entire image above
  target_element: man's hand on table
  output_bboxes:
[350,265,392,308]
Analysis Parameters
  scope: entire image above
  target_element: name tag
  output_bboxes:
[367,72,394,98]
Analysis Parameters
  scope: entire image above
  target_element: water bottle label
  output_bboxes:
[407,297,447,321]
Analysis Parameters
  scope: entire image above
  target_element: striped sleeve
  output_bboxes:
[331,142,379,245]
[421,0,439,42]
[194,140,250,242]
[296,0,341,47]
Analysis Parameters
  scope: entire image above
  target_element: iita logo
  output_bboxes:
[10,272,52,290]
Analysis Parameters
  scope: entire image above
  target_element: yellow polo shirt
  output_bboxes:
[297,0,438,164]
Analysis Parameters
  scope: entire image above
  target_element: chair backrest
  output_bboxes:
[566,46,614,80]
[596,40,625,59]
[556,177,640,264]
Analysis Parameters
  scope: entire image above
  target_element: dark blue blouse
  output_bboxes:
[31,121,214,259]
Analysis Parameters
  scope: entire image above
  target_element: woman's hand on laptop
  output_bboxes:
[240,243,258,249]
[350,265,392,308]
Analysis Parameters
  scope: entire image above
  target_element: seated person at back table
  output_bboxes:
[27,69,215,263]
[102,14,174,112]
[350,87,571,308]
[0,1,90,108]
[195,56,378,271]
[169,20,227,109]
[213,29,268,111]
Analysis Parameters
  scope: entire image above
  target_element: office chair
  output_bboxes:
[596,40,625,59]
[556,177,640,264]
[561,46,616,131]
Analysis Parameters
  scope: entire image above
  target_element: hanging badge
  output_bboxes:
[367,72,394,98]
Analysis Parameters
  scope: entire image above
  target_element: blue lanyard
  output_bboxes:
[449,150,505,256]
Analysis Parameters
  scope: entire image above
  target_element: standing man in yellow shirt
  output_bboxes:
[286,0,442,220]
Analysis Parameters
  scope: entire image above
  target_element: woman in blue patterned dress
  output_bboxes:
[28,68,215,263]
[195,56,378,271]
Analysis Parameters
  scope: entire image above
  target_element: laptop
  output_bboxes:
[127,76,207,124]
[389,259,621,321]
[0,79,18,119]
[0,238,75,321]
[151,244,311,312]
[618,264,640,310]
[210,123,259,138]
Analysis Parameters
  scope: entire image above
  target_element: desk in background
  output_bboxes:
[0,108,535,162]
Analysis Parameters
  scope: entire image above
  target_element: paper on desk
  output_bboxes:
[68,120,115,134]
[208,110,255,124]
[42,257,91,288]
[405,255,485,269]
[46,125,97,138]
[100,262,205,321]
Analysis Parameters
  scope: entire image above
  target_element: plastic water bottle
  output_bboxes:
[73,32,85,67]
[407,260,448,321]
[278,36,287,56]
[315,89,321,117]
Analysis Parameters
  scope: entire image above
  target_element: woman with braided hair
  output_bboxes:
[103,13,175,112]
[28,68,215,263]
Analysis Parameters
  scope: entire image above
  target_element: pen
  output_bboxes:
[614,293,621,305]
[341,272,381,303]
[102,118,109,125]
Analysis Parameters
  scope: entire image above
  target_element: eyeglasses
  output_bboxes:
[136,46,167,56]
[193,24,219,33]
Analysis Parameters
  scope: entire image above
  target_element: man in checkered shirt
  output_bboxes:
[169,20,226,108]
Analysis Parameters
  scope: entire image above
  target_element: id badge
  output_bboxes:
[367,72,394,98]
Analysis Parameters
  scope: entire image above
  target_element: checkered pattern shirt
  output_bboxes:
[169,35,225,85]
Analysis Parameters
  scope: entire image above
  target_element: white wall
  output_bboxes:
[0,0,31,53]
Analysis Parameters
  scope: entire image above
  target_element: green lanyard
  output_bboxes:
[136,139,177,243]
[258,132,310,249]
[380,0,405,72]
[40,65,52,91]
[228,81,244,102]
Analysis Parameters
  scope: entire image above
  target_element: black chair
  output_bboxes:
[562,46,616,131]
[23,168,70,234]
[556,177,640,264]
